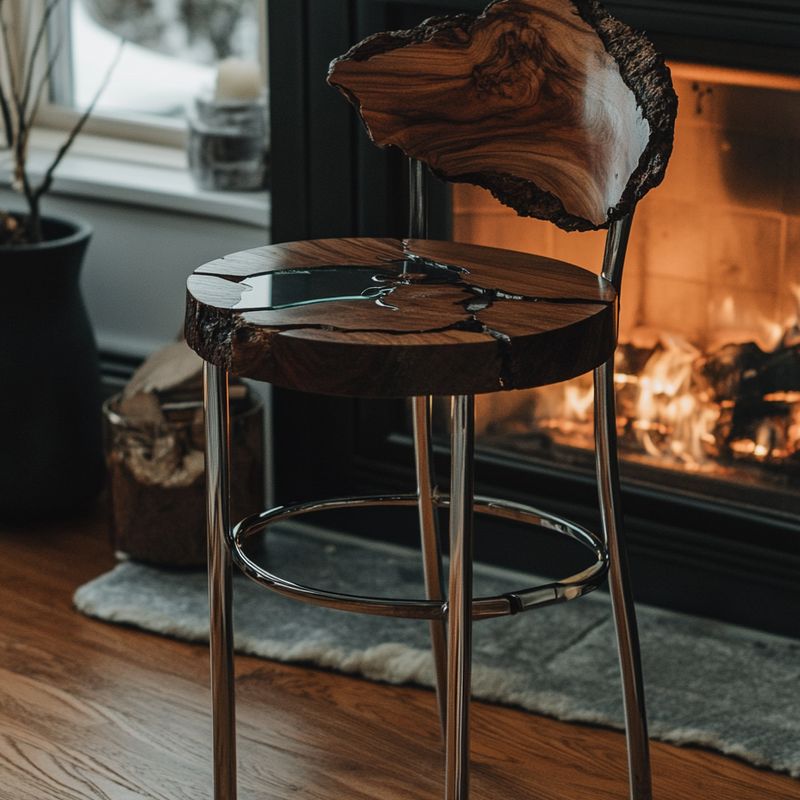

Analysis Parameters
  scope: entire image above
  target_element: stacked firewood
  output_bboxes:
[704,332,800,469]
[104,341,263,566]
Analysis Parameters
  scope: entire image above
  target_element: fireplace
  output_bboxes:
[450,65,800,519]
[267,0,800,637]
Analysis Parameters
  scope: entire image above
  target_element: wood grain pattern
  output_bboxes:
[185,237,617,397]
[328,0,677,231]
[1,508,799,800]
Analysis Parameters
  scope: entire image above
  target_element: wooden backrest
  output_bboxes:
[328,0,677,232]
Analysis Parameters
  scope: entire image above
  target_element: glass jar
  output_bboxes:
[187,93,269,191]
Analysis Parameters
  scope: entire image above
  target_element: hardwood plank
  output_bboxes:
[0,509,798,799]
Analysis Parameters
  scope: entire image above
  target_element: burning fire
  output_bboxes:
[456,68,800,486]
[623,335,719,469]
[522,286,800,475]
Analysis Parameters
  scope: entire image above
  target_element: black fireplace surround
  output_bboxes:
[266,0,800,637]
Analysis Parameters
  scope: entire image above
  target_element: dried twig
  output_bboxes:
[26,30,64,131]
[33,41,124,206]
[0,0,121,243]
[19,0,59,115]
[0,0,28,207]
[0,75,12,149]
[0,0,13,148]
[0,0,19,99]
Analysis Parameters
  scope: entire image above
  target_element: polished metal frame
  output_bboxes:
[230,494,606,617]
[595,212,652,800]
[203,161,651,800]
[204,363,237,800]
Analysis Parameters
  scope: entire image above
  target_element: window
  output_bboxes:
[43,0,265,145]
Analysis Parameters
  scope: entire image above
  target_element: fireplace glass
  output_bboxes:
[439,64,800,517]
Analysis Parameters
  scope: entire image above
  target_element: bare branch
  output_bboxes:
[19,0,60,114]
[25,28,63,130]
[0,0,24,188]
[10,30,63,205]
[0,0,11,147]
[0,80,12,148]
[0,0,121,242]
[32,40,124,203]
[0,0,19,103]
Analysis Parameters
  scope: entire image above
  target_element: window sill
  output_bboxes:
[3,128,270,229]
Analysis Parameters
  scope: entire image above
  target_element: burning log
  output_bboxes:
[478,311,800,476]
[738,345,800,400]
[703,336,800,468]
[701,341,764,402]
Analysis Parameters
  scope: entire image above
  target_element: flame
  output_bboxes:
[789,405,800,455]
[731,416,796,463]
[628,335,719,469]
[759,319,786,352]
[564,383,593,422]
[763,391,800,404]
[520,288,800,474]
[532,375,595,444]
[753,423,772,459]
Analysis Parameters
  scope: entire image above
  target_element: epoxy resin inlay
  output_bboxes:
[232,258,466,311]
[186,237,620,395]
[230,255,611,315]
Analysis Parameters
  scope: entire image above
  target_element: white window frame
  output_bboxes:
[11,0,268,151]
[1,0,270,225]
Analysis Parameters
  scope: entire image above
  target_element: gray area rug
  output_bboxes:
[74,524,800,778]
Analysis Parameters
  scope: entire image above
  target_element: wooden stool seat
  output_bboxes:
[186,236,617,398]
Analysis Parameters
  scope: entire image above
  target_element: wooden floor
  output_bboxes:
[1,509,799,800]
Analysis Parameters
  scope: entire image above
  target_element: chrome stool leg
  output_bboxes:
[409,156,450,736]
[412,395,449,735]
[594,359,652,800]
[445,395,475,800]
[204,363,238,800]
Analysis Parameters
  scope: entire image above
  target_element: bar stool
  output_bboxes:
[185,2,677,798]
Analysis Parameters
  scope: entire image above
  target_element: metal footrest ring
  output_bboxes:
[229,493,608,621]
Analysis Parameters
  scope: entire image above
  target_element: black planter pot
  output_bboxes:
[0,216,104,520]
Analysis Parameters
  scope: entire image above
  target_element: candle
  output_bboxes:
[214,58,264,101]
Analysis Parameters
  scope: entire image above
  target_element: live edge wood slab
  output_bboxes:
[185,238,616,398]
[328,0,677,231]
[187,0,674,397]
